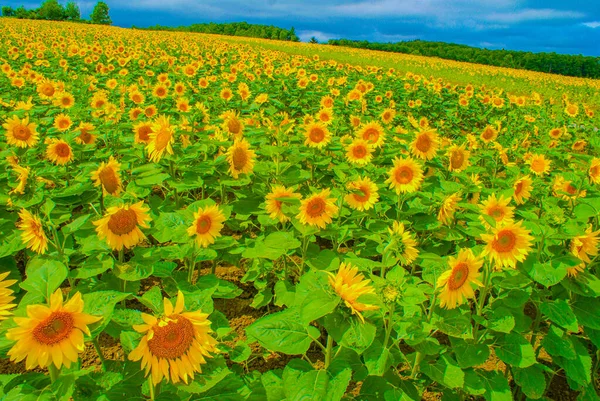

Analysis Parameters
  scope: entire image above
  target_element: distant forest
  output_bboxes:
[328,39,600,79]
[136,22,300,42]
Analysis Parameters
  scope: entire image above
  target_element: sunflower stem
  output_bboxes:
[99,191,105,214]
[383,303,395,349]
[187,246,197,284]
[148,376,156,400]
[473,261,492,341]
[410,351,424,379]
[324,335,334,369]
[92,337,106,371]
[48,364,60,383]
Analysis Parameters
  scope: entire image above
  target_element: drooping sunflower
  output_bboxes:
[345,138,374,166]
[568,226,600,277]
[9,161,30,195]
[481,221,534,269]
[133,121,153,144]
[6,290,101,370]
[265,186,301,223]
[527,154,551,176]
[146,115,175,163]
[410,129,439,160]
[345,177,380,211]
[479,194,514,228]
[91,156,122,196]
[513,176,533,205]
[388,221,419,265]
[552,176,586,201]
[3,115,39,148]
[0,272,17,321]
[18,209,49,254]
[480,125,498,143]
[296,189,339,229]
[222,112,245,137]
[46,139,74,165]
[129,291,218,385]
[327,263,378,323]
[447,144,470,172]
[437,249,484,309]
[304,122,331,148]
[438,193,462,225]
[94,202,151,251]
[226,139,255,179]
[357,121,385,148]
[74,122,97,145]
[385,157,424,194]
[187,205,226,248]
[53,113,73,132]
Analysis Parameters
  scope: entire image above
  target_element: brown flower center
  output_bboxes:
[58,119,70,129]
[138,125,152,141]
[415,134,432,152]
[13,125,32,140]
[55,143,71,158]
[395,166,414,184]
[306,197,326,218]
[488,206,504,220]
[353,185,370,202]
[107,209,138,235]
[492,229,517,253]
[362,127,379,143]
[232,147,248,170]
[448,262,469,290]
[196,215,212,234]
[227,118,241,135]
[482,128,495,140]
[147,316,195,359]
[530,158,546,173]
[352,144,367,159]
[155,87,166,97]
[309,127,326,143]
[450,150,464,169]
[33,312,74,345]
[99,167,120,194]
[154,128,172,152]
[42,84,55,97]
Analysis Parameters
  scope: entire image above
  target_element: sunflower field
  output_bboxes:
[1,18,600,401]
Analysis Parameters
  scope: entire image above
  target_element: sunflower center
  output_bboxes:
[415,134,432,152]
[488,207,504,220]
[363,128,379,142]
[138,126,152,141]
[232,148,248,170]
[33,312,74,345]
[530,158,546,172]
[395,166,414,184]
[155,129,172,151]
[306,198,326,218]
[515,181,524,195]
[493,230,517,253]
[13,125,32,140]
[309,127,325,143]
[99,167,120,194]
[228,118,241,135]
[450,150,464,168]
[156,87,166,97]
[352,145,367,158]
[565,184,577,195]
[591,166,600,177]
[482,128,494,140]
[353,185,371,202]
[107,209,138,235]
[42,85,55,96]
[196,215,212,234]
[79,130,92,143]
[55,143,71,157]
[62,97,71,106]
[58,119,70,129]
[147,316,195,359]
[448,262,469,290]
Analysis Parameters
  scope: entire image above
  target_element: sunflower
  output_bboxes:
[438,193,462,225]
[437,249,484,309]
[327,263,378,323]
[480,125,498,143]
[0,272,17,321]
[91,156,122,196]
[147,115,175,163]
[564,103,578,117]
[357,121,385,148]
[53,92,75,109]
[46,139,74,165]
[513,176,533,205]
[53,113,73,132]
[527,154,551,176]
[220,88,233,101]
[345,177,379,211]
[3,116,39,148]
[548,127,563,139]
[589,159,600,184]
[479,194,514,228]
[552,176,586,201]
[152,83,168,99]
[187,205,226,248]
[385,157,424,194]
[129,291,218,385]
[388,221,419,265]
[6,290,101,370]
[345,138,374,166]
[481,221,534,269]
[226,139,255,179]
[316,108,333,125]
[380,108,396,124]
[304,122,331,148]
[572,140,587,152]
[222,112,244,137]
[296,189,339,229]
[569,226,600,277]
[133,121,153,144]
[17,209,49,254]
[265,186,301,223]
[94,202,151,251]
[74,122,97,145]
[447,144,470,172]
[9,161,30,195]
[37,80,57,99]
[410,129,439,160]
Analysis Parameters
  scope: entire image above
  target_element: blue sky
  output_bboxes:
[3,0,600,56]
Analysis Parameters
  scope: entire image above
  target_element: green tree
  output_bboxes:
[309,37,319,44]
[64,1,81,21]
[37,0,65,20]
[90,1,111,25]
[1,6,15,16]
[14,6,28,18]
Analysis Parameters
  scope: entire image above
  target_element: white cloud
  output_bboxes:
[297,29,337,42]
[583,21,600,28]
[486,8,585,23]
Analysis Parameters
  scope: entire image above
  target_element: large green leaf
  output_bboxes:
[512,365,546,399]
[246,309,318,355]
[294,270,340,325]
[420,355,465,389]
[540,299,578,332]
[494,333,536,368]
[20,256,68,301]
[450,338,490,368]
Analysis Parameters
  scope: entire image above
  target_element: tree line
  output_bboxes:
[136,21,300,42]
[327,39,600,79]
[1,0,111,25]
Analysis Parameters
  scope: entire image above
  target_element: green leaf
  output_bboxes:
[246,309,318,355]
[513,365,546,399]
[421,355,465,389]
[274,280,295,307]
[486,306,515,333]
[282,360,329,400]
[135,173,170,186]
[572,297,600,329]
[477,370,512,401]
[70,255,113,279]
[294,270,340,325]
[495,333,536,368]
[363,340,391,376]
[542,325,577,360]
[340,320,376,355]
[20,256,68,301]
[152,212,189,243]
[138,287,163,313]
[83,291,130,337]
[230,341,251,363]
[450,338,490,368]
[540,299,579,332]
[62,214,91,235]
[553,336,592,387]
[325,368,352,401]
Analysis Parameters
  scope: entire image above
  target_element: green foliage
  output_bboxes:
[90,1,111,25]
